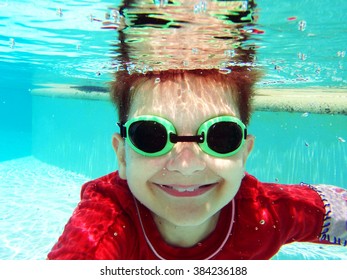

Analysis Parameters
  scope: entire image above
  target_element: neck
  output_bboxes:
[152,212,220,248]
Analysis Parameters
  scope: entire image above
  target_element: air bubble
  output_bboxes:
[218,68,231,74]
[192,48,199,55]
[112,10,121,24]
[154,77,161,84]
[194,0,207,14]
[224,49,236,57]
[337,51,346,58]
[240,1,248,10]
[154,0,168,7]
[56,8,63,17]
[298,20,306,31]
[297,52,307,61]
[259,220,265,225]
[274,65,283,72]
[9,38,15,49]
[142,65,148,74]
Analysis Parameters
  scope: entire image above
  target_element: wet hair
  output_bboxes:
[110,68,260,125]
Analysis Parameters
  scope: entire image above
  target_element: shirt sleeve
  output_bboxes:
[307,184,347,246]
[47,180,136,260]
[47,200,124,259]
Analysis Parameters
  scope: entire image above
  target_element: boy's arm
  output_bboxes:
[309,184,347,246]
[47,200,131,260]
[47,177,136,260]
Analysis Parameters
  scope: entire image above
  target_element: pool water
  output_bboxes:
[0,157,88,260]
[1,101,346,260]
[1,0,347,260]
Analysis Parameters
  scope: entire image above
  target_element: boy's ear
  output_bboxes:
[112,133,127,180]
[242,134,254,165]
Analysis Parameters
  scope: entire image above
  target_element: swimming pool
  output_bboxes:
[1,102,346,260]
[1,0,346,260]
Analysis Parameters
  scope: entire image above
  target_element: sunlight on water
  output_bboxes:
[0,157,90,260]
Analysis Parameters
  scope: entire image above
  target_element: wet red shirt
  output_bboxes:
[47,172,326,260]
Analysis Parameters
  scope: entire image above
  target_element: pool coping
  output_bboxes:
[254,88,347,115]
[31,84,110,101]
[31,84,347,115]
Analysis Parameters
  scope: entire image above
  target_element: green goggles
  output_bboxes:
[118,115,247,158]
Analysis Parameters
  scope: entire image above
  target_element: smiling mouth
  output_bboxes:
[161,184,214,192]
[153,183,217,197]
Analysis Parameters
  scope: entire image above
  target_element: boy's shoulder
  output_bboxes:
[81,171,127,191]
[80,171,133,208]
[238,173,324,211]
[47,172,139,259]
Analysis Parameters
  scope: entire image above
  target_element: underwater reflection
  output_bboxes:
[109,0,258,72]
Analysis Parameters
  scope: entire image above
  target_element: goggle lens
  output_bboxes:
[129,121,167,153]
[206,122,243,154]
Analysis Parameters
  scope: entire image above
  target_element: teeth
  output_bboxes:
[161,185,201,192]
[176,186,198,192]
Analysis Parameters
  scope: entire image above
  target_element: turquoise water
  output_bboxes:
[1,95,346,260]
[1,0,347,260]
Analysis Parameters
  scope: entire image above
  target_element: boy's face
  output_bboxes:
[113,74,254,227]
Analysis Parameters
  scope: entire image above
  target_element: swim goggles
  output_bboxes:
[118,115,247,158]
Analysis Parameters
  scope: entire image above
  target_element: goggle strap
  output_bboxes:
[118,123,127,138]
[170,133,204,144]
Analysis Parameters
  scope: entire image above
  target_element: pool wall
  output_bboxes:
[0,63,32,161]
[247,111,346,186]
[32,94,118,178]
[31,87,347,187]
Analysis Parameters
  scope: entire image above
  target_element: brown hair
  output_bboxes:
[110,68,260,125]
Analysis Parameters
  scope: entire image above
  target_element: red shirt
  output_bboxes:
[47,172,327,260]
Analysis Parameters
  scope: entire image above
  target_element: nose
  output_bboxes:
[165,143,206,175]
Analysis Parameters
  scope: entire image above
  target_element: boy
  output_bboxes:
[48,68,347,259]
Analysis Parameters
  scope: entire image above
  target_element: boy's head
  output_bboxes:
[111,68,258,125]
[110,68,258,233]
